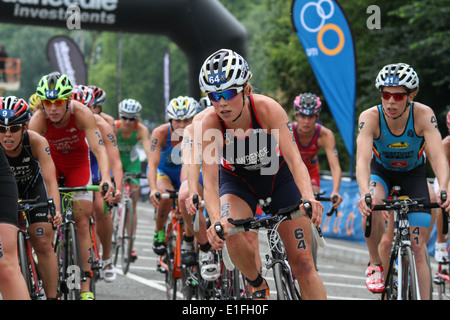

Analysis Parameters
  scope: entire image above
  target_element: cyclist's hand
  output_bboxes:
[49,210,62,228]
[101,180,114,202]
[150,190,160,209]
[206,220,227,251]
[437,188,450,212]
[301,199,323,227]
[112,189,122,204]
[330,192,343,208]
[357,195,372,218]
[186,194,202,216]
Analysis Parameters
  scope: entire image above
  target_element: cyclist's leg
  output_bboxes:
[278,216,326,299]
[409,217,431,299]
[29,221,58,298]
[399,166,432,299]
[93,190,115,280]
[0,223,30,300]
[27,183,59,298]
[220,193,268,292]
[178,179,199,265]
[73,198,94,294]
[153,172,174,254]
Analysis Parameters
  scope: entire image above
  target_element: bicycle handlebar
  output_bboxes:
[314,192,339,216]
[364,190,447,237]
[18,197,57,230]
[155,190,178,200]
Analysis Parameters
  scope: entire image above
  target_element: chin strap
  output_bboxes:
[382,101,410,120]
[232,93,246,123]
[12,128,25,152]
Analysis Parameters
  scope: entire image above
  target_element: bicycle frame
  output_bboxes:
[17,200,48,300]
[56,185,102,299]
[366,188,444,300]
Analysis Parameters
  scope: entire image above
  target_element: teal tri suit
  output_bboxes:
[370,102,430,227]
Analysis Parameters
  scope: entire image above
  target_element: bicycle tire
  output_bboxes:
[66,223,81,300]
[273,262,298,300]
[181,265,198,300]
[18,231,32,296]
[164,223,178,300]
[121,199,135,274]
[111,204,121,267]
[400,246,418,300]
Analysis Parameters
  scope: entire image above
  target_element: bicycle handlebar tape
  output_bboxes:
[441,191,449,235]
[48,197,57,230]
[304,199,326,247]
[215,222,235,271]
[364,193,372,238]
[193,194,200,232]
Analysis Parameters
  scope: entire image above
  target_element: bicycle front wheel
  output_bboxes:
[18,231,32,296]
[399,246,418,300]
[121,200,135,274]
[273,262,298,300]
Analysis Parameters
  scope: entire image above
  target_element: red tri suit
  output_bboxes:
[44,104,91,187]
[291,123,322,188]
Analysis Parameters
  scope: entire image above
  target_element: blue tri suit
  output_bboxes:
[370,103,431,227]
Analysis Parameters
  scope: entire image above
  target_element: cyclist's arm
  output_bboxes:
[320,127,343,206]
[28,130,61,226]
[200,114,223,249]
[74,103,113,200]
[147,125,164,207]
[96,115,123,201]
[355,107,378,216]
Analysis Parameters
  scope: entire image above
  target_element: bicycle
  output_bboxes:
[17,197,56,300]
[223,198,326,300]
[155,190,183,300]
[111,172,146,275]
[364,186,446,300]
[55,184,105,300]
[432,202,449,300]
[181,195,249,300]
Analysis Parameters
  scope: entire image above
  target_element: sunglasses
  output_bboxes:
[381,91,408,101]
[0,124,23,133]
[42,99,67,107]
[121,115,137,121]
[207,87,243,102]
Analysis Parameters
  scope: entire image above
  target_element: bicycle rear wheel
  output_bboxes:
[399,246,418,300]
[121,199,135,274]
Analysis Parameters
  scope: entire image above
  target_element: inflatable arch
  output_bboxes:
[0,0,247,98]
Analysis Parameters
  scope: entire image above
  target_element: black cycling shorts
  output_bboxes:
[219,160,302,215]
[0,172,19,226]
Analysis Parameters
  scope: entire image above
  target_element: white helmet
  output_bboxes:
[199,96,212,110]
[375,63,419,90]
[199,49,252,93]
[118,98,142,117]
[166,96,198,120]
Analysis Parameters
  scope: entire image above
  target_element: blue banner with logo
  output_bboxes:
[291,0,356,173]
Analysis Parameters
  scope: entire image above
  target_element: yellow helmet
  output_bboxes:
[28,93,41,110]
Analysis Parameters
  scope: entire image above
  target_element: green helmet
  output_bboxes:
[36,72,73,101]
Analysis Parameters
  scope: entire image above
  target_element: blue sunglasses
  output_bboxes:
[208,87,243,102]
